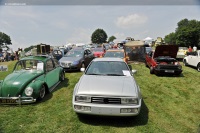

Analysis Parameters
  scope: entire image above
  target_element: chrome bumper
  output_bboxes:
[0,95,36,105]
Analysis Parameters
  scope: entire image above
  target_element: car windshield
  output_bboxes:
[85,61,129,76]
[92,48,103,52]
[14,60,44,71]
[64,50,83,57]
[104,51,124,58]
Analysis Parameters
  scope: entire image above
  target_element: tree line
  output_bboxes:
[164,18,200,48]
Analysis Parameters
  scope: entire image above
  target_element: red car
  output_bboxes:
[92,47,105,58]
[145,45,182,75]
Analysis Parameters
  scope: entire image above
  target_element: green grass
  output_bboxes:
[0,61,200,133]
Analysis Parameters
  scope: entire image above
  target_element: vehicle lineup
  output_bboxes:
[183,50,200,71]
[1,42,200,119]
[72,58,142,116]
[0,55,65,105]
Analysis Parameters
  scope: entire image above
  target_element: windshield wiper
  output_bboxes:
[106,74,124,76]
[86,73,101,75]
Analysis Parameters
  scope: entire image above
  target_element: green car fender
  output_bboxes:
[23,80,46,98]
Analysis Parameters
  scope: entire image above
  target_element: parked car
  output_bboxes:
[0,55,65,105]
[183,50,200,71]
[104,49,128,63]
[52,49,63,61]
[145,45,182,75]
[91,47,105,58]
[176,47,188,59]
[145,47,152,54]
[72,57,142,116]
[59,47,94,71]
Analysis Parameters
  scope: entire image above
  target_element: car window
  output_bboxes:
[53,58,60,67]
[65,50,83,57]
[46,59,54,72]
[104,51,124,58]
[14,60,44,71]
[86,61,129,76]
[87,50,91,54]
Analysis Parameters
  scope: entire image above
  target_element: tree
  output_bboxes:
[164,18,200,48]
[0,32,12,50]
[91,29,108,44]
[108,36,116,42]
[164,32,176,45]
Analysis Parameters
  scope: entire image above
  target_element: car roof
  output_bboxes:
[20,55,51,62]
[106,49,124,52]
[93,57,124,62]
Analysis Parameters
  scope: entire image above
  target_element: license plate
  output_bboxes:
[0,99,17,104]
[165,70,174,73]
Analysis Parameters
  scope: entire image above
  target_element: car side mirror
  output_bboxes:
[80,68,85,72]
[132,69,137,74]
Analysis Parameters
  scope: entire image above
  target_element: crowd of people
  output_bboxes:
[0,49,23,62]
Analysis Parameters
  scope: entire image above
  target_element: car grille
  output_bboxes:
[61,62,72,67]
[91,97,121,104]
[159,65,179,70]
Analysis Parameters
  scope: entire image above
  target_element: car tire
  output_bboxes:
[197,63,200,72]
[37,85,46,101]
[60,71,65,81]
[150,66,154,74]
[183,59,188,66]
[145,61,148,67]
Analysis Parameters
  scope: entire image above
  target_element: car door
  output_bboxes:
[45,59,59,89]
[86,49,94,64]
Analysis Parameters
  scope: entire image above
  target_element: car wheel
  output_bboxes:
[197,63,200,72]
[183,59,188,66]
[150,66,154,74]
[145,61,148,67]
[38,85,46,100]
[60,71,65,81]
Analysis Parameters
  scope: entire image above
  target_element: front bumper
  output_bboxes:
[0,95,36,105]
[73,99,142,116]
[154,68,182,75]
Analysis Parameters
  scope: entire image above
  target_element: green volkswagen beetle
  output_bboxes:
[0,55,65,105]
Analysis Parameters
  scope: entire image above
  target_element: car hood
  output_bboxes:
[153,45,178,58]
[93,52,104,55]
[0,70,43,97]
[76,75,138,97]
[59,57,82,62]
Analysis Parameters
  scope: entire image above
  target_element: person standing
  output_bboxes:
[188,46,193,52]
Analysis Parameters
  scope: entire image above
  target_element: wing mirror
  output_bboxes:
[132,69,137,74]
[80,68,85,72]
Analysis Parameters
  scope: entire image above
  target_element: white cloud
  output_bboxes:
[67,28,91,44]
[115,14,148,29]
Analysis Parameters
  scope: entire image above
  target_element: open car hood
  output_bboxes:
[153,45,178,58]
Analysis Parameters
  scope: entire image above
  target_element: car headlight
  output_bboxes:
[178,65,182,69]
[25,87,33,96]
[75,95,91,103]
[121,98,138,104]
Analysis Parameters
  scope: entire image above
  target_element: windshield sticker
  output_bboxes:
[122,70,131,76]
[37,63,43,71]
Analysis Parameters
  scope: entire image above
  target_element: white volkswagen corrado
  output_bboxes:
[72,58,142,116]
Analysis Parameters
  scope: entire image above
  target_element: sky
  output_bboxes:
[0,2,200,51]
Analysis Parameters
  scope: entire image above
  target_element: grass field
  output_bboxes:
[0,60,199,133]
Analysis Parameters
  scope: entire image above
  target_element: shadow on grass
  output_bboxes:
[78,100,149,127]
[156,72,184,77]
[38,77,69,104]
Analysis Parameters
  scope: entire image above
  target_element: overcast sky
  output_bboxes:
[0,5,200,51]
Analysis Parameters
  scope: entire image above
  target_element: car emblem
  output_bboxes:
[103,98,109,104]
